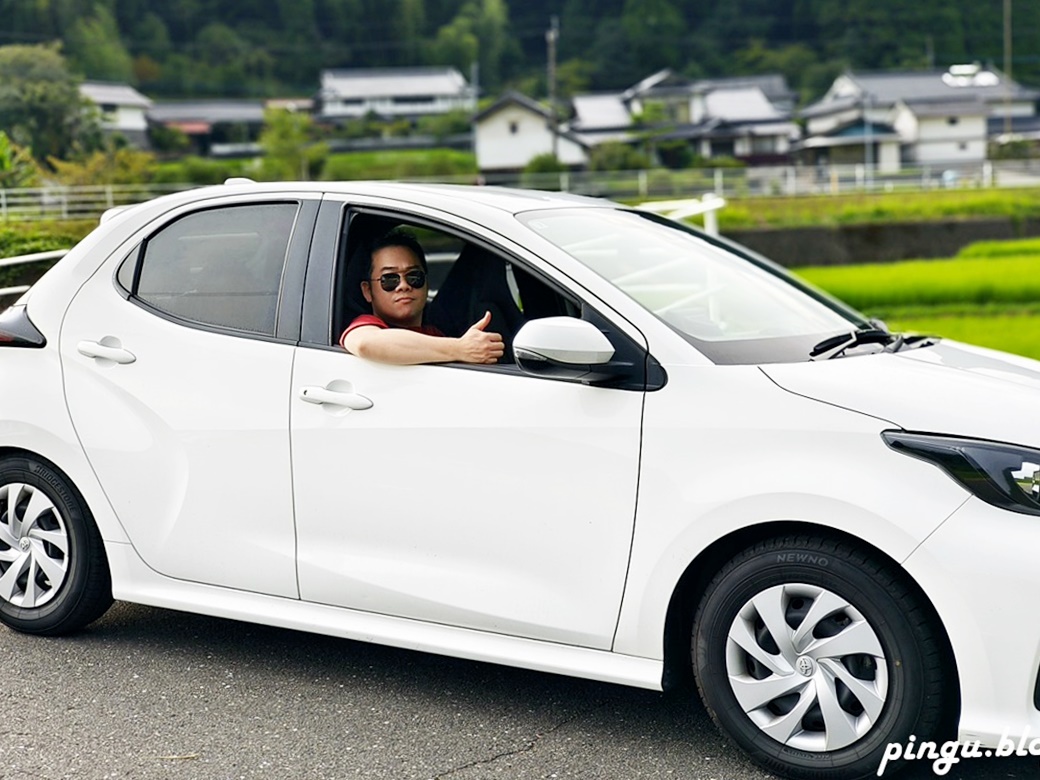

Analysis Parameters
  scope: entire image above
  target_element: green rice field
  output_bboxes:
[794,238,1040,360]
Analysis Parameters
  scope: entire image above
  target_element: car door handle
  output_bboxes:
[77,340,136,364]
[298,385,373,410]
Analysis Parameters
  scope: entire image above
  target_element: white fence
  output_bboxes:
[2,161,1040,225]
[0,183,190,222]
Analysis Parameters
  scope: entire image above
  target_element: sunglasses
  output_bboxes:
[370,270,427,292]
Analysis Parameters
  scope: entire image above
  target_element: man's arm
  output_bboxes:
[342,312,504,365]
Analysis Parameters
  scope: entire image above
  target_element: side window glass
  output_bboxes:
[128,203,299,335]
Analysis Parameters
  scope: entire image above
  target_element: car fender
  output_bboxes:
[611,364,969,660]
[0,349,129,545]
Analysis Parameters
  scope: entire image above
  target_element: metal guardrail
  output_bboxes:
[0,250,69,308]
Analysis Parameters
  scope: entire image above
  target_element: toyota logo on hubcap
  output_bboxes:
[796,656,816,677]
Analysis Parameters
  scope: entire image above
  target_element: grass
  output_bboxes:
[793,237,1040,360]
[796,254,1040,309]
[321,149,477,181]
[883,310,1040,360]
[716,188,1040,230]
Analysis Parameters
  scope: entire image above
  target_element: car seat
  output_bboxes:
[425,244,525,362]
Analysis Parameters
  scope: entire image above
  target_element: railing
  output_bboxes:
[1,161,1039,227]
[0,250,69,310]
[0,183,191,222]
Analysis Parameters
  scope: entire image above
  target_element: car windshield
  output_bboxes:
[518,207,869,365]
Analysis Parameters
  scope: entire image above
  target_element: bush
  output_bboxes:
[153,156,247,185]
[587,142,650,172]
[523,153,567,174]
[0,220,94,287]
[321,149,476,181]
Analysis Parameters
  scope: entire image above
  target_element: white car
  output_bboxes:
[1,181,1038,779]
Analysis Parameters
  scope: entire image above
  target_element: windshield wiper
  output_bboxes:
[884,333,941,353]
[810,327,893,359]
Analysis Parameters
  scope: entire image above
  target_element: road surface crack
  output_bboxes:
[431,704,605,779]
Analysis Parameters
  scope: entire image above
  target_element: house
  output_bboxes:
[317,67,476,122]
[79,81,153,148]
[473,91,588,173]
[147,101,266,156]
[474,71,801,172]
[800,65,1039,168]
[667,85,800,164]
[568,71,800,165]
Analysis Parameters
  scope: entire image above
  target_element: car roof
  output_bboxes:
[206,179,616,216]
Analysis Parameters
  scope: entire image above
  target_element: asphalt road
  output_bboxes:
[1,602,1035,780]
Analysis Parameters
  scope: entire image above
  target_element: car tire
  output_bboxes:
[0,455,113,635]
[692,535,946,780]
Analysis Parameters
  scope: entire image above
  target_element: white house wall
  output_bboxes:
[892,105,920,141]
[475,105,586,171]
[110,106,148,133]
[992,100,1038,119]
[878,141,900,172]
[914,117,987,164]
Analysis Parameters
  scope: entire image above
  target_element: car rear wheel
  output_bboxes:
[692,535,946,780]
[0,455,112,635]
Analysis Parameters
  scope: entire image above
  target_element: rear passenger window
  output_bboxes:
[126,203,298,335]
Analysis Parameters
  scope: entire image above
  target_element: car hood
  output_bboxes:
[760,340,1040,446]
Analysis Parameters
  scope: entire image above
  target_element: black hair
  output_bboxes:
[368,227,427,273]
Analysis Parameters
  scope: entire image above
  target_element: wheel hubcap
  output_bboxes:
[0,483,70,608]
[725,583,889,752]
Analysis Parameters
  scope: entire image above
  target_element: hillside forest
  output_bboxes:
[0,0,1037,104]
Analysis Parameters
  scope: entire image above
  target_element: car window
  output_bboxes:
[335,212,577,364]
[124,203,300,336]
[519,207,865,364]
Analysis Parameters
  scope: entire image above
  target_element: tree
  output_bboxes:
[65,5,134,81]
[48,144,158,185]
[258,108,328,180]
[0,43,101,163]
[0,131,42,188]
[429,0,521,93]
[429,13,479,78]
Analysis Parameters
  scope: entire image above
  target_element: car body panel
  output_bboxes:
[0,346,130,546]
[904,496,1040,744]
[59,256,300,597]
[104,539,664,690]
[291,347,642,648]
[612,363,973,659]
[762,342,1040,445]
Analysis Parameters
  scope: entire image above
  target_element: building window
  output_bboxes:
[948,116,959,125]
[751,136,777,154]
[509,121,518,135]
[959,142,968,151]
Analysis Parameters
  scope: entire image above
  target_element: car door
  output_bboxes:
[289,201,645,649]
[60,197,318,597]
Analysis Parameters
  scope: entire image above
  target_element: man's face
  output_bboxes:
[361,244,428,328]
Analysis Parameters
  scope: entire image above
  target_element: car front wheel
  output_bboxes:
[0,455,112,635]
[692,535,947,780]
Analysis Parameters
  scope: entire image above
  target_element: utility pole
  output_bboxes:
[863,93,873,191]
[1004,0,1012,137]
[546,15,559,159]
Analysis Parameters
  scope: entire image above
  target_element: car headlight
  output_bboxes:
[882,431,1040,516]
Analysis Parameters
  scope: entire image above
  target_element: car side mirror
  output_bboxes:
[513,317,634,384]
